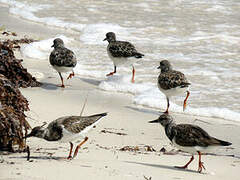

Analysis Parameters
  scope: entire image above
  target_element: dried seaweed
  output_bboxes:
[119,145,156,152]
[2,31,17,36]
[0,42,41,88]
[0,75,31,151]
[100,129,127,136]
[2,38,35,49]
[0,38,39,152]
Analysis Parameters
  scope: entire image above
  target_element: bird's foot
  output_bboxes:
[131,79,135,83]
[163,110,169,114]
[57,84,65,88]
[67,73,74,80]
[66,156,72,160]
[106,72,115,76]
[198,161,205,173]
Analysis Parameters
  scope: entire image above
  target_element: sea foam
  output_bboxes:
[20,35,74,60]
[99,75,240,122]
[0,0,86,31]
[80,23,130,45]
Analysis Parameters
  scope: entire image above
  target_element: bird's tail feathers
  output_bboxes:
[88,112,108,120]
[180,82,191,88]
[134,52,144,58]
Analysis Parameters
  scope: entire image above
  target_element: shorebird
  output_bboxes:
[103,32,144,83]
[25,112,107,159]
[157,60,190,113]
[149,113,232,173]
[49,38,77,88]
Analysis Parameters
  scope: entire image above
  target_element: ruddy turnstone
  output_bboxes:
[25,112,107,159]
[103,32,144,83]
[149,113,232,173]
[157,60,190,113]
[49,38,77,88]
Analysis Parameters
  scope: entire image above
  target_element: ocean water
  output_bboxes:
[1,0,240,121]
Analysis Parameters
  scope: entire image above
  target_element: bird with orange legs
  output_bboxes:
[157,60,190,113]
[149,113,232,173]
[104,32,144,83]
[49,38,77,88]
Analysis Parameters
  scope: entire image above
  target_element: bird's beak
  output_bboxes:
[148,119,159,123]
[103,38,107,41]
[157,65,161,69]
[51,44,54,48]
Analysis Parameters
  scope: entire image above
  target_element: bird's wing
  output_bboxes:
[49,47,77,67]
[58,113,107,134]
[158,70,190,90]
[173,124,214,147]
[108,41,142,58]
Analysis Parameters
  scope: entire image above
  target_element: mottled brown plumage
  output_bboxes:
[108,41,143,58]
[172,124,228,147]
[49,43,76,68]
[158,70,190,90]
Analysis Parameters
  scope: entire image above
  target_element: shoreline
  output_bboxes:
[0,4,240,180]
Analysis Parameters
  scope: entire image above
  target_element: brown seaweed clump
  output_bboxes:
[0,40,41,88]
[0,38,41,152]
[0,75,31,151]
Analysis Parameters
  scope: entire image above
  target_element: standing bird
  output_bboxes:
[49,38,77,88]
[25,113,107,159]
[149,113,232,173]
[157,60,190,113]
[103,32,144,83]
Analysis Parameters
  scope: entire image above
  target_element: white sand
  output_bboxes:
[0,4,240,180]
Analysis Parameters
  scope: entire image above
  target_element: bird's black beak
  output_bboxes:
[157,65,161,69]
[149,119,159,123]
[51,44,54,48]
[103,38,107,41]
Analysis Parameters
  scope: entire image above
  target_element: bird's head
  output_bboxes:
[103,32,116,43]
[157,60,172,73]
[51,38,64,48]
[24,122,47,139]
[149,113,174,127]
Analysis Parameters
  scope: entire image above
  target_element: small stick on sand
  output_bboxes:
[26,146,30,161]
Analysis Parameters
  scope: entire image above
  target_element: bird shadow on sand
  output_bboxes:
[79,77,101,87]
[39,81,59,90]
[9,155,64,161]
[124,161,205,174]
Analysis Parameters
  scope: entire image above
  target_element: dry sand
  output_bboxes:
[0,4,240,180]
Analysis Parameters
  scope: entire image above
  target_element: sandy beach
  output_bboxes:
[0,4,240,180]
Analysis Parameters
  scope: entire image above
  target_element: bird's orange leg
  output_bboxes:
[106,66,116,76]
[197,151,205,173]
[72,137,88,159]
[175,155,194,169]
[58,72,65,88]
[131,66,135,83]
[67,71,75,80]
[67,142,73,160]
[183,91,190,111]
